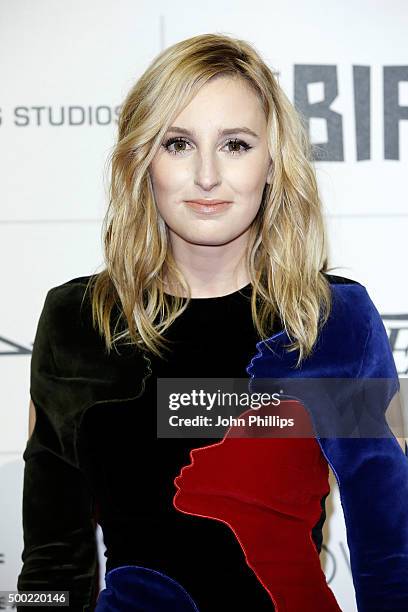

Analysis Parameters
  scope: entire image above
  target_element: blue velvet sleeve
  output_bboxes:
[16,290,100,612]
[246,280,408,611]
[336,292,408,611]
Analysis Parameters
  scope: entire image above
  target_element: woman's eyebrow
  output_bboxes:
[166,126,260,139]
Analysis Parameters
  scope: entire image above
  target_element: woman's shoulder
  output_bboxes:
[321,271,362,286]
[320,273,397,378]
[321,271,377,322]
[44,273,97,306]
[54,273,96,287]
[30,274,151,468]
[37,275,98,354]
[36,273,139,380]
[42,274,96,317]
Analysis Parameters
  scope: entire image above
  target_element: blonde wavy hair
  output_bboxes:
[85,32,337,369]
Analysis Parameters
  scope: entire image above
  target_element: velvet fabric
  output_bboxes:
[173,429,341,610]
[245,282,408,611]
[16,273,407,611]
[94,565,199,612]
[17,280,153,611]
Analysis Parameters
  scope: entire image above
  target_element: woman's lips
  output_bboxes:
[184,199,232,214]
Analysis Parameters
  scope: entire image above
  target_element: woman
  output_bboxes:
[17,33,407,611]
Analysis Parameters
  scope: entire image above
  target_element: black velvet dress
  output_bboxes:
[17,282,328,612]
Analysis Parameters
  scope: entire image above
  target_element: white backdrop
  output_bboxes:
[1,1,407,611]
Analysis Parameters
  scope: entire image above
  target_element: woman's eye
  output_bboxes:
[225,139,252,155]
[163,137,191,155]
[162,137,252,156]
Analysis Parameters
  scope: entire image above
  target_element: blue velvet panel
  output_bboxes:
[95,565,200,612]
[246,283,408,611]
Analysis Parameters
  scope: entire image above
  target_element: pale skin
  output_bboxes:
[148,74,273,298]
[28,399,36,438]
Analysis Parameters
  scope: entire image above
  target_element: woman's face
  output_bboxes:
[149,75,273,249]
